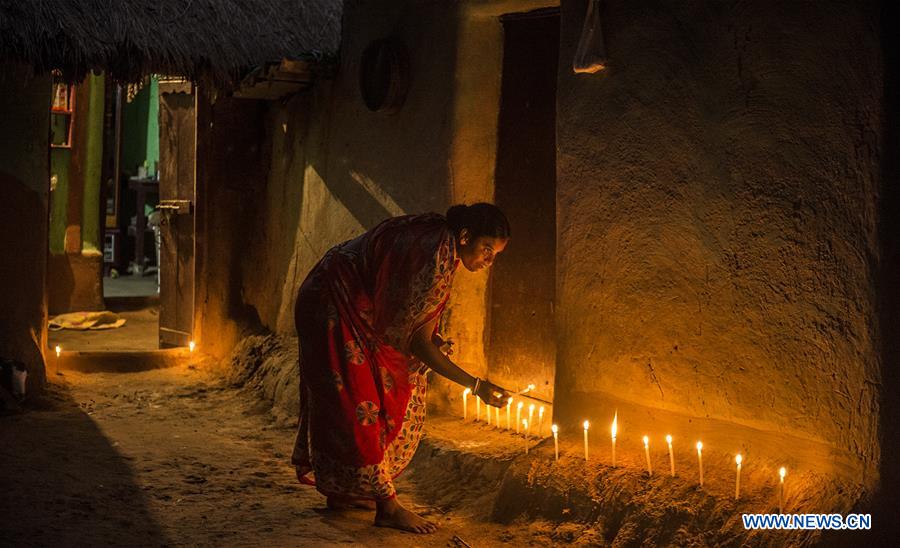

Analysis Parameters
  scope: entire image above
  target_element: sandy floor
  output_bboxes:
[0,363,554,547]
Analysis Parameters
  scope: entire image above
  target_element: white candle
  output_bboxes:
[643,436,652,475]
[666,434,675,476]
[552,424,559,461]
[462,388,471,420]
[495,405,500,427]
[528,404,535,433]
[486,400,491,425]
[779,467,787,513]
[696,441,704,487]
[523,420,529,454]
[516,402,523,434]
[538,406,545,437]
[735,454,743,500]
[611,412,618,467]
[583,420,590,461]
[476,396,481,422]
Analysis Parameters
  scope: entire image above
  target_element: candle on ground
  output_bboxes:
[523,420,529,454]
[643,435,652,475]
[552,424,559,461]
[735,454,743,500]
[611,412,618,467]
[476,396,481,421]
[779,467,787,513]
[528,404,535,437]
[583,420,590,461]
[516,402,523,434]
[462,388,471,420]
[696,441,704,487]
[666,435,675,476]
[538,406,545,437]
[506,398,512,429]
[495,405,501,427]
[486,401,491,425]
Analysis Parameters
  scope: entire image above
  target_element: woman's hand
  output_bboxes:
[476,379,510,408]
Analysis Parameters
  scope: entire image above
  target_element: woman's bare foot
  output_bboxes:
[374,498,437,534]
[326,496,377,511]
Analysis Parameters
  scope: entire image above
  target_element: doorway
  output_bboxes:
[488,9,559,397]
[46,76,196,354]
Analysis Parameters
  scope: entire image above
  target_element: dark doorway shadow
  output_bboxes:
[0,386,168,546]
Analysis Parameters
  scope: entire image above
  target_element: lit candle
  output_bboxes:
[516,402,523,434]
[506,397,512,429]
[643,436,652,475]
[583,420,590,461]
[779,467,787,513]
[523,419,529,454]
[552,424,559,461]
[666,435,675,476]
[462,388,471,420]
[486,400,491,425]
[696,441,704,487]
[189,340,196,352]
[528,404,535,433]
[495,405,501,427]
[611,412,618,467]
[476,396,481,422]
[735,454,743,500]
[55,345,61,358]
[538,406,545,437]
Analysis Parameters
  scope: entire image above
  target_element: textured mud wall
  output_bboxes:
[0,65,51,393]
[555,0,882,482]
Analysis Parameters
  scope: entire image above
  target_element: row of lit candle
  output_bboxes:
[461,388,549,438]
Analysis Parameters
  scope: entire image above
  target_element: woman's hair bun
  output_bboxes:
[445,203,510,240]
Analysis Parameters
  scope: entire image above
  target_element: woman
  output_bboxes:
[292,203,511,534]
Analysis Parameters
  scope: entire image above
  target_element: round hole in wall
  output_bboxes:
[359,38,410,114]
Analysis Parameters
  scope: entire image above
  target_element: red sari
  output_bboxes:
[291,213,457,500]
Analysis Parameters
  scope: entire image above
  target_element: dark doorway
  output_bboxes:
[488,10,559,397]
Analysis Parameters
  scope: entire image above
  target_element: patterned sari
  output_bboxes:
[291,213,458,500]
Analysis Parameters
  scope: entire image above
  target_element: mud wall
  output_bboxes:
[0,64,51,393]
[555,0,882,484]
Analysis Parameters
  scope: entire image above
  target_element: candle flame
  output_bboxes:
[735,454,743,465]
[517,401,524,410]
[780,467,787,480]
[583,420,590,430]
[507,397,513,406]
[55,345,61,357]
[611,412,618,439]
[551,424,558,434]
[523,419,528,429]
[643,435,649,447]
[539,406,545,416]
[463,388,471,396]
[189,340,196,352]
[529,403,535,413]
[696,441,703,452]
[666,434,673,444]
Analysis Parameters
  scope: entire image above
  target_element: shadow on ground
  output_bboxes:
[0,384,169,546]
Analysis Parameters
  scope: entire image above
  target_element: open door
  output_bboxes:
[157,82,196,348]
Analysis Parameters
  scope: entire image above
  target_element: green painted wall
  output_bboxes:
[81,73,105,253]
[121,77,160,176]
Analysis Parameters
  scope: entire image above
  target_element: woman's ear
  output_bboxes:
[459,228,470,246]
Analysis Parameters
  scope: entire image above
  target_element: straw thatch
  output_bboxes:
[0,0,341,86]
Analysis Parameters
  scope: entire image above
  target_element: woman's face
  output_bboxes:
[457,231,509,272]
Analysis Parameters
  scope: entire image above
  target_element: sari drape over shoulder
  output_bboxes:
[291,214,457,500]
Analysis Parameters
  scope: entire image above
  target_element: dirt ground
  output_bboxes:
[0,362,557,547]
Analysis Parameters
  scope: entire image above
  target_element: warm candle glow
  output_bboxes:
[55,345,61,357]
[696,441,704,487]
[189,340,196,352]
[516,401,523,434]
[610,412,618,467]
[552,424,559,461]
[462,388,471,421]
[583,420,590,461]
[666,434,675,477]
[506,397,512,429]
[780,467,786,481]
[538,406,545,437]
[643,435,652,475]
[779,467,787,513]
[523,419,529,454]
[735,454,743,500]
[528,404,535,432]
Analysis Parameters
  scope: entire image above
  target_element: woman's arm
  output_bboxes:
[409,317,507,406]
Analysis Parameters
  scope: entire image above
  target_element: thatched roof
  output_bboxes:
[0,0,342,86]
